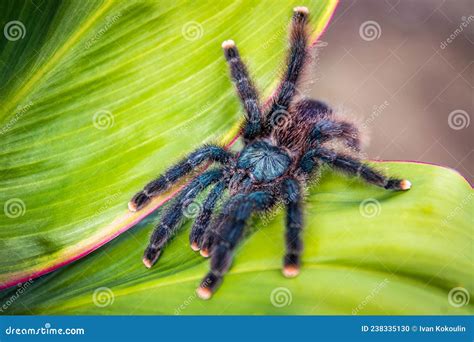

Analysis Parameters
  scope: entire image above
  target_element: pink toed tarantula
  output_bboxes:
[128,7,411,299]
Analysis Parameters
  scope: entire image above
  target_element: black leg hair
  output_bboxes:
[197,191,275,299]
[129,145,231,211]
[222,40,262,140]
[292,98,360,150]
[199,194,245,258]
[311,119,360,151]
[142,169,223,268]
[189,179,227,251]
[302,147,411,190]
[266,7,309,131]
[299,149,321,175]
[282,178,303,278]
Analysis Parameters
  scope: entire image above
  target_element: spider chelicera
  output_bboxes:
[128,7,411,300]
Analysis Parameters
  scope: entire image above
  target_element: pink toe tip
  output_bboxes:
[142,257,153,269]
[400,179,412,190]
[196,287,212,300]
[191,242,200,251]
[128,201,138,212]
[283,265,300,278]
[293,6,309,14]
[221,40,235,49]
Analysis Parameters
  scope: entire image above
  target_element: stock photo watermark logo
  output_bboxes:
[269,109,291,129]
[175,101,211,135]
[174,279,211,315]
[4,198,26,218]
[5,322,85,336]
[361,100,390,130]
[93,110,115,130]
[83,191,122,228]
[261,21,287,50]
[448,287,470,308]
[0,101,33,135]
[359,198,381,218]
[85,12,122,49]
[181,21,203,41]
[260,186,307,228]
[440,15,474,49]
[0,279,34,313]
[352,278,390,315]
[92,287,115,307]
[182,199,203,219]
[359,21,381,42]
[4,20,26,41]
[447,109,470,130]
[270,287,292,308]
[441,192,473,228]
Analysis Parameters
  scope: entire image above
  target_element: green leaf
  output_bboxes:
[0,0,337,288]
[1,162,473,314]
[1,1,472,315]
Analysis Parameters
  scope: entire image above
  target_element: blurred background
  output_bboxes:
[308,0,473,182]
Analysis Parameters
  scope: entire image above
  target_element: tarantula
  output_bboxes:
[128,7,411,299]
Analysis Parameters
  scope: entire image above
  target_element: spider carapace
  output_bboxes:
[129,7,411,299]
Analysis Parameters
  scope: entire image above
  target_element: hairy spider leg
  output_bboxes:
[300,147,411,190]
[197,191,276,299]
[222,40,263,141]
[282,178,304,278]
[129,145,231,211]
[266,6,310,133]
[199,194,245,258]
[293,99,361,150]
[142,169,224,268]
[189,179,228,251]
[311,119,360,150]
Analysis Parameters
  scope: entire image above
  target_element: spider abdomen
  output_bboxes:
[237,140,291,183]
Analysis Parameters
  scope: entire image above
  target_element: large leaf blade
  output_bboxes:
[0,0,338,288]
[1,162,472,314]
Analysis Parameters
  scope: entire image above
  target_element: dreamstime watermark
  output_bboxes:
[448,287,470,308]
[93,109,115,130]
[175,101,211,135]
[4,20,26,41]
[352,278,390,314]
[5,323,85,336]
[4,198,26,218]
[359,198,381,218]
[447,109,470,130]
[0,101,33,135]
[0,279,34,313]
[361,100,390,129]
[182,199,203,218]
[92,287,115,307]
[440,16,474,49]
[359,21,381,41]
[260,203,283,227]
[270,287,293,307]
[441,193,473,227]
[262,22,287,50]
[84,191,121,227]
[181,21,203,41]
[174,279,211,315]
[311,40,329,84]
[85,12,122,49]
[259,185,309,228]
[269,108,291,129]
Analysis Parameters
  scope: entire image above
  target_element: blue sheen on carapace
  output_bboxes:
[237,140,291,182]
